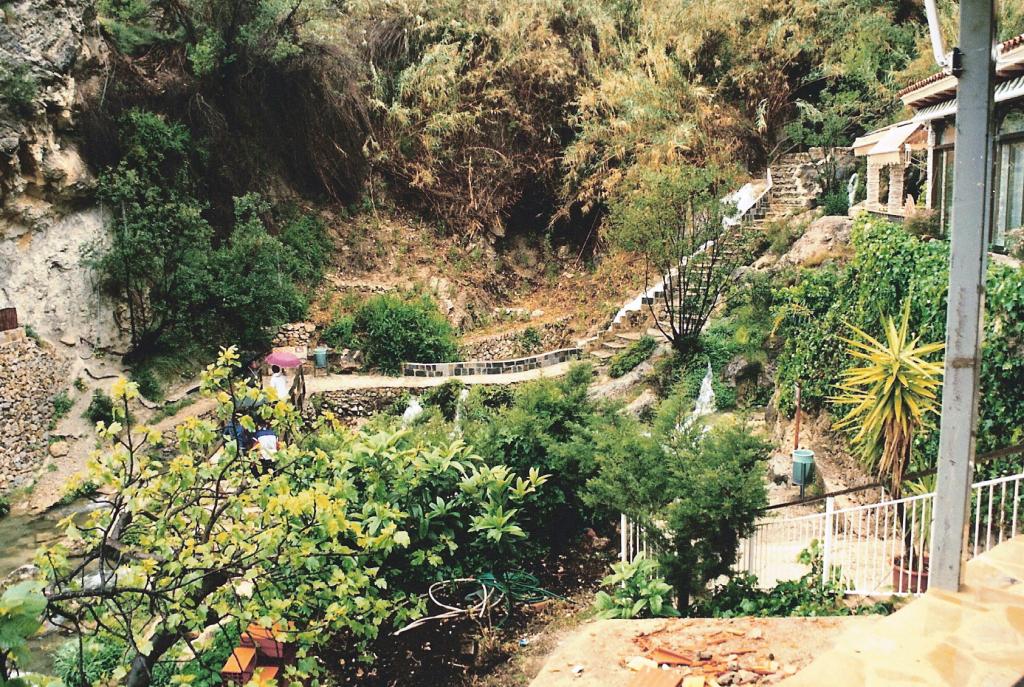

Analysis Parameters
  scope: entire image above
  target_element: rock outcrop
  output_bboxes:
[0,0,124,347]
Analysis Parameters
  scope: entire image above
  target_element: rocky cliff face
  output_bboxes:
[1,0,123,347]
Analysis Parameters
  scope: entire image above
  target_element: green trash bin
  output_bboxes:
[313,347,328,369]
[792,448,815,487]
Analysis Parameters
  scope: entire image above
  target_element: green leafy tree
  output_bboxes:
[586,420,769,613]
[658,424,769,611]
[608,164,750,353]
[208,194,308,351]
[89,110,214,351]
[40,348,546,687]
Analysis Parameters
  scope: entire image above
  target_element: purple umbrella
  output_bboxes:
[265,350,303,369]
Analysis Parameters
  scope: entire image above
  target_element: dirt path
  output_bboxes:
[20,347,128,514]
[28,356,591,512]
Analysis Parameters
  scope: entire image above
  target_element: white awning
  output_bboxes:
[913,74,1024,123]
[852,120,922,159]
[866,121,922,156]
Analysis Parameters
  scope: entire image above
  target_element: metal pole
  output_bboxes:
[931,0,996,591]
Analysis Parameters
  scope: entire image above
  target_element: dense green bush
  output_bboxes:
[353,293,459,374]
[55,637,128,687]
[0,496,9,518]
[321,314,356,350]
[463,364,602,551]
[276,206,332,286]
[820,189,849,216]
[51,391,73,420]
[84,390,116,425]
[608,335,657,378]
[518,327,543,354]
[130,367,163,401]
[0,63,37,116]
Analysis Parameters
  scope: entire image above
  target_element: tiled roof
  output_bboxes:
[897,71,948,97]
[1004,33,1024,51]
[897,32,1024,98]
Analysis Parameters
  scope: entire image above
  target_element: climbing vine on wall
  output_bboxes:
[773,216,1024,473]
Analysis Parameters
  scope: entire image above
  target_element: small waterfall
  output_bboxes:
[692,361,716,417]
[402,397,424,425]
[452,387,470,433]
[679,361,716,431]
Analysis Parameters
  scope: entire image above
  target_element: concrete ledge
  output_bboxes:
[402,347,582,378]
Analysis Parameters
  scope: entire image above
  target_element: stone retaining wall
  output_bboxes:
[272,322,316,349]
[402,347,581,378]
[0,331,70,492]
[310,387,409,419]
[459,317,572,361]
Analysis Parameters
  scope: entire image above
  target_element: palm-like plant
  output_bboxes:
[831,301,944,495]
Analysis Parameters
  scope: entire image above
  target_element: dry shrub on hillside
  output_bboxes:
[356,0,619,237]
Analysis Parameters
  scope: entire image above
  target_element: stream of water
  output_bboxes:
[0,501,104,673]
[678,361,716,431]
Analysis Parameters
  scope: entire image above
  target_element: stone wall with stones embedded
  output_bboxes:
[309,387,409,420]
[0,330,70,492]
[460,318,572,361]
[272,322,317,350]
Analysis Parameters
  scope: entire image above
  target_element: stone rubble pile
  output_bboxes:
[0,331,70,492]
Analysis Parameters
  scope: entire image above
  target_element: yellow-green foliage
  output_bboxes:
[831,301,944,493]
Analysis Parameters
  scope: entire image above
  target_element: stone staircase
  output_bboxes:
[583,169,789,367]
[584,252,732,364]
[763,151,822,222]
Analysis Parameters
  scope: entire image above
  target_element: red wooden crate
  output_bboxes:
[220,646,256,686]
[240,623,295,661]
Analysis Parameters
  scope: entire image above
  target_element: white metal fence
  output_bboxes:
[621,470,1024,596]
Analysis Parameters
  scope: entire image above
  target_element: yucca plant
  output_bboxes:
[830,301,944,496]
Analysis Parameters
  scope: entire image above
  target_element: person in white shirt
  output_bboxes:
[269,364,289,401]
[252,425,279,475]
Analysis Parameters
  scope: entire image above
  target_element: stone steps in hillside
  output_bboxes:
[589,349,615,361]
[602,340,630,351]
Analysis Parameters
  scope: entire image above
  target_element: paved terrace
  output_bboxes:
[781,535,1024,686]
[528,536,1024,687]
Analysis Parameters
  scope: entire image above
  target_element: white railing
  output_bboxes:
[621,469,1024,596]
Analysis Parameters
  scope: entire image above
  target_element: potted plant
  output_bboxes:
[892,475,935,593]
[831,301,943,591]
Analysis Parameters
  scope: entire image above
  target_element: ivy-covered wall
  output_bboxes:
[772,216,1024,475]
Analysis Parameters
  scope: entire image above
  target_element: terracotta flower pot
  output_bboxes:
[892,555,930,593]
